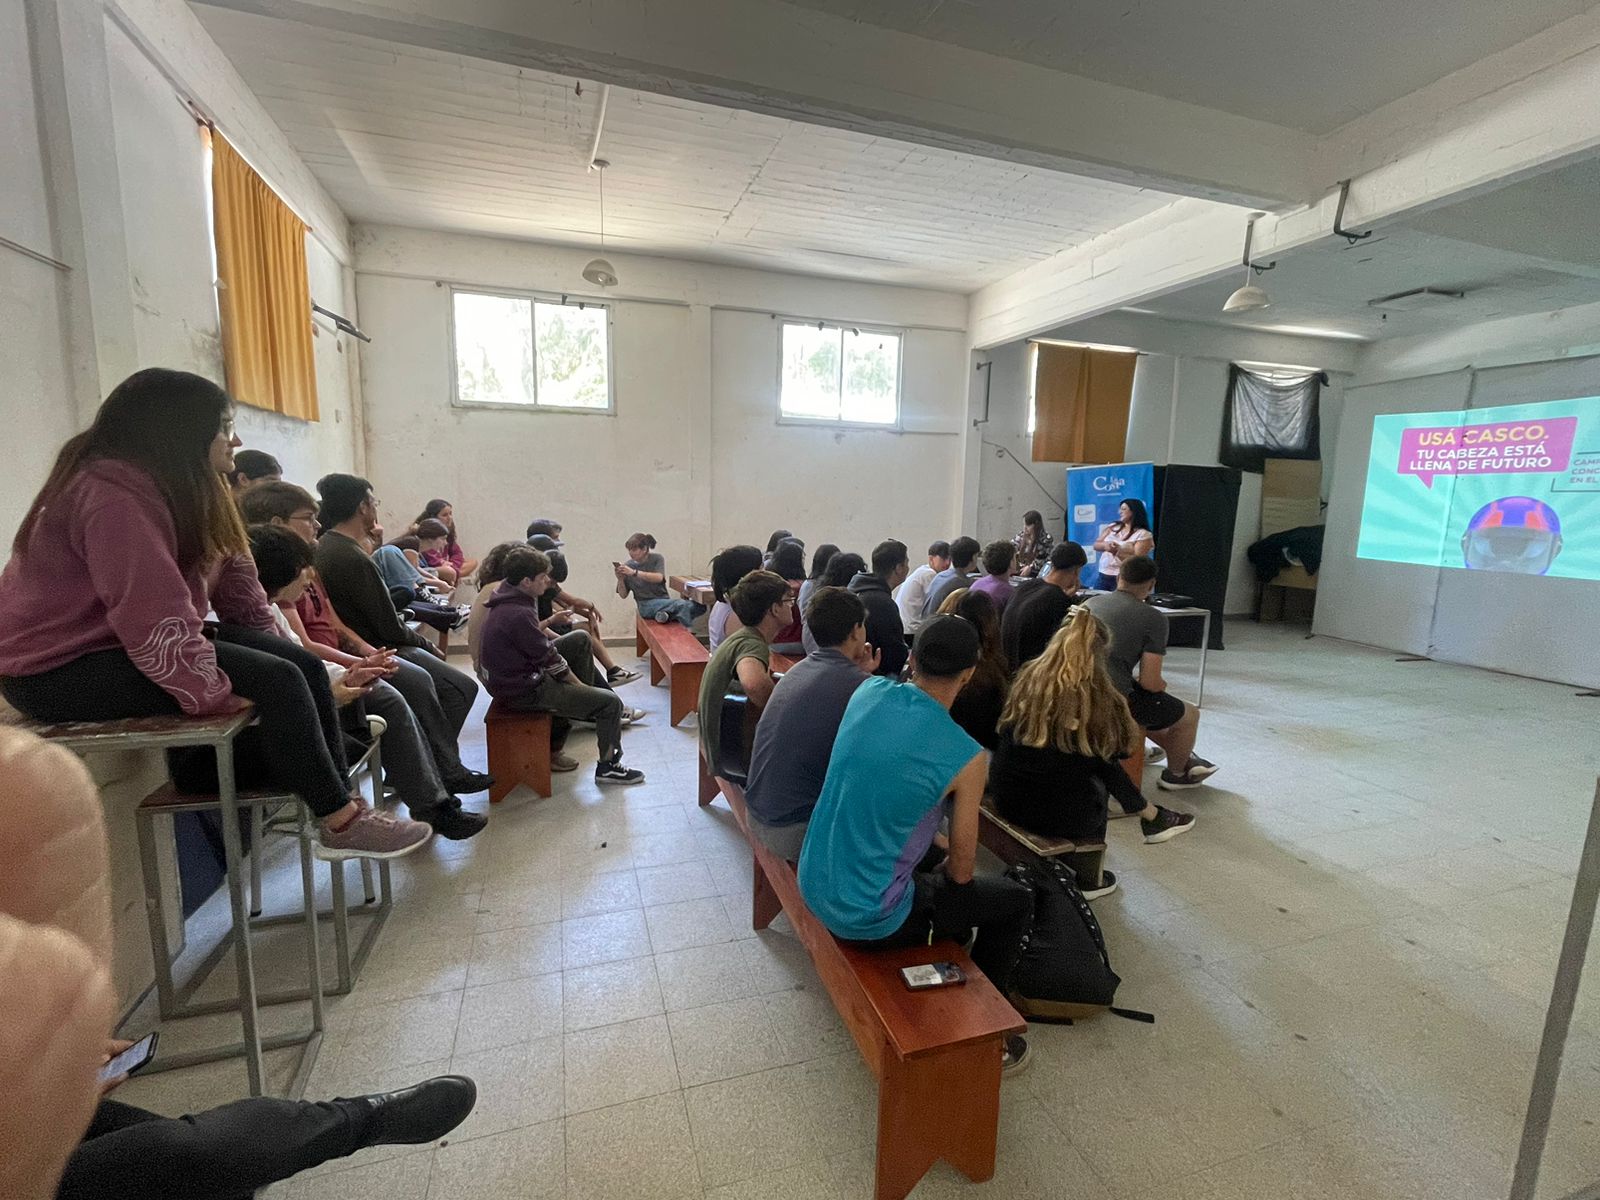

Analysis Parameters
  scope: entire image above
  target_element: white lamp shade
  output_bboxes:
[1223,283,1271,313]
[582,257,618,288]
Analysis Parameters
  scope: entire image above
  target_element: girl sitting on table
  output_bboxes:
[1011,510,1054,578]
[616,533,704,627]
[1092,498,1155,591]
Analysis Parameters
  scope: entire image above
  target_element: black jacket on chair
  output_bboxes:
[846,573,908,679]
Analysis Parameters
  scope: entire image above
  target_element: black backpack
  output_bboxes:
[1004,858,1153,1025]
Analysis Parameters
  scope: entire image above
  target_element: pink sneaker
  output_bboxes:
[315,808,432,861]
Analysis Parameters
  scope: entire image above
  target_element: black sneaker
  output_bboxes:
[1184,755,1219,781]
[607,665,642,685]
[1141,806,1195,844]
[1001,1034,1032,1076]
[444,770,494,795]
[428,807,488,841]
[1158,766,1210,791]
[1078,868,1118,900]
[595,760,646,785]
[353,1075,477,1148]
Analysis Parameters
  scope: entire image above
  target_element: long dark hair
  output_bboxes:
[1116,497,1151,534]
[769,541,807,582]
[765,529,793,554]
[414,498,458,552]
[808,543,840,581]
[954,589,1009,696]
[711,544,763,602]
[15,368,246,572]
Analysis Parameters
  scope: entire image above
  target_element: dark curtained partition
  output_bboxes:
[1152,465,1241,650]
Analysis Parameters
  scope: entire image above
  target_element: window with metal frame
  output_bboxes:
[451,288,613,412]
[779,320,902,426]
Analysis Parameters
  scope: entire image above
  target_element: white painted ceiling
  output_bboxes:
[773,0,1597,133]
[1127,160,1600,341]
[194,6,1176,290]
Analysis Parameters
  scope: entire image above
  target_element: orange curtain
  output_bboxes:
[1031,343,1137,463]
[210,131,319,421]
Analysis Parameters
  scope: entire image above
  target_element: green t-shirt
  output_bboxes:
[697,626,770,773]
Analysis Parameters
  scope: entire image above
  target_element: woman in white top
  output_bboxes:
[707,544,764,651]
[1093,498,1155,590]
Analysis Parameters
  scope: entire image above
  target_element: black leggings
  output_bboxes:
[0,626,351,818]
[57,1096,372,1200]
[994,755,1146,844]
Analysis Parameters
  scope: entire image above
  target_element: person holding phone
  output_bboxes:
[248,525,486,839]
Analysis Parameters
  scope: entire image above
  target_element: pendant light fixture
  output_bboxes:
[1223,214,1274,314]
[582,157,618,289]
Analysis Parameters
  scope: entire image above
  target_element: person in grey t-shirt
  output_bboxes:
[744,587,879,860]
[615,532,705,627]
[1082,555,1219,792]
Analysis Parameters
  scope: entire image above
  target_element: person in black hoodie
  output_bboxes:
[479,547,645,785]
[848,540,910,678]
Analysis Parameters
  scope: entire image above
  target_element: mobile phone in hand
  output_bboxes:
[98,1032,158,1083]
[900,962,966,990]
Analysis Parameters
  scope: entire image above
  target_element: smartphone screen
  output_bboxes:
[97,1032,158,1083]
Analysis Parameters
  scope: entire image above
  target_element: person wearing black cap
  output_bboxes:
[797,615,1036,1074]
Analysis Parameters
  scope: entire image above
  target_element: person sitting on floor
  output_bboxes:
[615,532,704,627]
[939,588,1008,751]
[0,723,478,1200]
[480,546,646,784]
[800,551,863,656]
[797,616,1036,1073]
[706,544,764,651]
[968,539,1018,618]
[226,447,281,495]
[696,570,793,776]
[239,481,492,801]
[1011,510,1054,578]
[0,369,429,862]
[412,498,478,582]
[1083,555,1219,791]
[847,539,910,678]
[991,606,1194,871]
[314,474,481,754]
[1001,540,1090,671]
[765,540,808,655]
[742,587,879,860]
[247,523,487,839]
[922,535,982,618]
[894,539,950,637]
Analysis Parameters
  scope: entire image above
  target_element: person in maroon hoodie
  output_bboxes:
[0,368,429,861]
[480,546,646,785]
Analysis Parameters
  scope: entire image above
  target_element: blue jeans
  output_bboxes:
[637,597,704,627]
[1095,571,1120,592]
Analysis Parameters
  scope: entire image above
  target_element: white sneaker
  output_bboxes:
[621,707,648,725]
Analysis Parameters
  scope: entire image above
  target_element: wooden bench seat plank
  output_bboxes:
[635,616,709,727]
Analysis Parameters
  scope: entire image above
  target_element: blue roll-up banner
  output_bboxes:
[1065,462,1156,586]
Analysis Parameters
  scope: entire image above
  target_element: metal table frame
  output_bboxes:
[1152,605,1212,707]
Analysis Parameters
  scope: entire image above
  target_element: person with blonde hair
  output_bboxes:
[990,606,1193,852]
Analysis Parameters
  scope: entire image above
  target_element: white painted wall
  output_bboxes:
[355,226,969,633]
[970,312,1357,614]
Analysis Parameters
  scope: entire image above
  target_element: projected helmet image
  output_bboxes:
[1461,496,1563,575]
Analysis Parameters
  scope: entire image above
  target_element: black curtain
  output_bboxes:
[1220,364,1323,473]
[1152,465,1240,650]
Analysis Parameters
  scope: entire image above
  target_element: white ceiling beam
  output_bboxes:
[189,0,1316,207]
[969,8,1600,348]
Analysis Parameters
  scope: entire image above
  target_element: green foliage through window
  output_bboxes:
[453,290,610,410]
[780,322,900,425]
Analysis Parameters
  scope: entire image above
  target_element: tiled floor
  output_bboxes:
[113,625,1600,1199]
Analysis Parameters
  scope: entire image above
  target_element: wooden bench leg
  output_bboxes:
[649,652,666,687]
[636,620,648,657]
[670,661,704,727]
[875,1038,1004,1200]
[752,852,782,930]
[487,713,553,802]
[697,752,719,807]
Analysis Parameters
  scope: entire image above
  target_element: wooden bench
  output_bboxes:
[634,615,709,726]
[484,701,553,802]
[977,798,1108,888]
[700,758,1023,1200]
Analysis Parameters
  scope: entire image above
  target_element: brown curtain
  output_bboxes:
[1031,342,1136,462]
[210,130,319,421]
